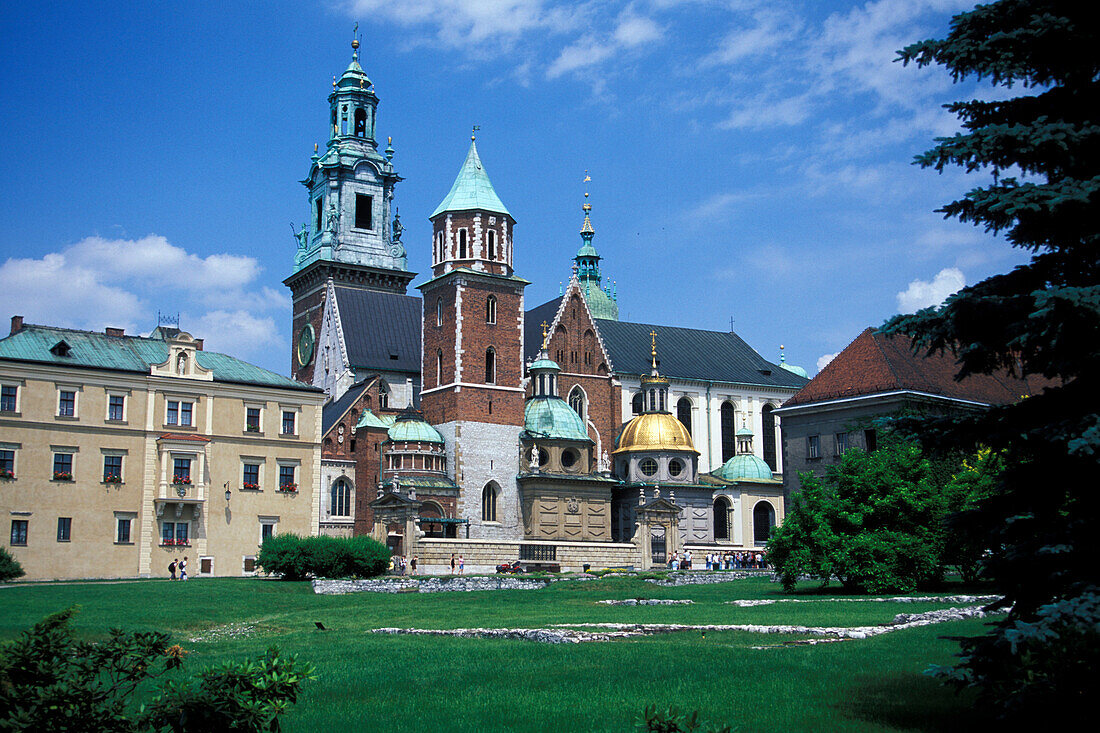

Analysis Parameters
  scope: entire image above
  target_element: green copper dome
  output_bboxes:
[529,356,561,372]
[525,397,591,442]
[387,406,444,444]
[431,140,511,218]
[780,362,809,379]
[713,454,776,482]
[582,281,619,321]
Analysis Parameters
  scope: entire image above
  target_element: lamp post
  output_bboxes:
[224,481,231,504]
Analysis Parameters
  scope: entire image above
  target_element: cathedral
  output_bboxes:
[289,39,808,572]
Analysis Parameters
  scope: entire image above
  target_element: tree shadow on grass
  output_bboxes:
[839,672,985,731]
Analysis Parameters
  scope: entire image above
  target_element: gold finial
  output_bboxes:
[650,330,658,371]
[584,169,591,199]
[332,75,337,89]
[388,136,392,144]
[541,321,550,350]
[352,22,360,54]
[471,125,480,141]
[359,77,364,89]
[313,143,318,153]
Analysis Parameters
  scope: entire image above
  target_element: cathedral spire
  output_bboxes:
[572,172,619,320]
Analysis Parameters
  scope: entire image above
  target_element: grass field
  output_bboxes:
[0,575,992,731]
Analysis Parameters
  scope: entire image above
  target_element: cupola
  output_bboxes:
[574,173,618,320]
[712,423,777,483]
[613,333,697,457]
[328,27,379,145]
[778,345,808,379]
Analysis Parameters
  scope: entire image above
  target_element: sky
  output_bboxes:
[0,0,1026,377]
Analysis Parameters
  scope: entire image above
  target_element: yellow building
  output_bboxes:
[0,317,325,580]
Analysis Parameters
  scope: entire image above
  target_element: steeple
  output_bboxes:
[431,135,511,218]
[573,172,619,320]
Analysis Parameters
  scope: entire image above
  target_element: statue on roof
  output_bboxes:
[291,222,309,250]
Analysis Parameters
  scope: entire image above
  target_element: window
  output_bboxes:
[631,392,643,415]
[279,464,296,491]
[485,348,496,384]
[482,483,498,522]
[57,517,71,542]
[561,449,578,469]
[436,350,443,387]
[166,400,194,426]
[282,411,296,435]
[242,463,260,490]
[108,394,125,421]
[713,497,731,541]
[0,449,14,479]
[762,405,778,470]
[834,432,849,456]
[436,230,444,262]
[172,457,192,484]
[315,196,323,232]
[458,229,467,259]
[753,502,776,545]
[1,385,17,412]
[161,521,189,547]
[354,107,366,137]
[246,407,261,432]
[436,298,444,326]
[568,386,586,422]
[116,517,132,544]
[10,520,27,546]
[807,435,821,460]
[864,429,878,452]
[260,521,276,543]
[639,458,658,477]
[486,295,497,324]
[488,229,497,259]
[103,455,122,483]
[53,453,73,481]
[720,402,736,462]
[379,382,388,409]
[355,194,373,229]
[331,479,350,516]
[668,458,684,477]
[676,398,692,436]
[58,390,76,417]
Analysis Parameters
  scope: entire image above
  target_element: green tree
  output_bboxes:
[885,0,1098,718]
[768,440,952,594]
[0,548,24,583]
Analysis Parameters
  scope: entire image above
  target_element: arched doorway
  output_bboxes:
[753,502,775,545]
[713,496,731,541]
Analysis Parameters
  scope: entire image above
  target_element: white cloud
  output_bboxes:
[817,352,839,372]
[896,266,965,312]
[547,7,664,80]
[0,235,283,365]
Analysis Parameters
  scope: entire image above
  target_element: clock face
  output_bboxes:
[296,324,316,368]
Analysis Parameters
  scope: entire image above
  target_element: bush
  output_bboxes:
[257,533,389,579]
[0,547,25,582]
[637,705,732,733]
[0,607,313,732]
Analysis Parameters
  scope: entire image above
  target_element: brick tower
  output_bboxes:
[419,134,528,540]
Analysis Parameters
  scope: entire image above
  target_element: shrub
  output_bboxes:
[0,547,25,582]
[637,705,732,733]
[257,533,390,579]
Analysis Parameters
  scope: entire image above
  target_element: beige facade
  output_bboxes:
[1,323,325,580]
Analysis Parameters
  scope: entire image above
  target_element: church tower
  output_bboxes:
[574,181,618,321]
[419,135,528,540]
[285,30,414,382]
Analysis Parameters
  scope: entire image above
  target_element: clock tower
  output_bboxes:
[285,31,415,383]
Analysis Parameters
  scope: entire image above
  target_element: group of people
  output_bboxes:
[167,557,188,580]
[449,553,464,574]
[667,550,767,571]
[390,555,418,575]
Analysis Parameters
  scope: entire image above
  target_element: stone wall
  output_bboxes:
[414,537,638,573]
[313,575,551,594]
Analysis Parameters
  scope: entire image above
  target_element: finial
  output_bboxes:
[471,125,480,142]
[779,344,786,364]
[650,330,659,372]
[541,321,550,350]
[385,136,394,161]
[332,75,337,90]
[313,143,318,153]
[351,22,360,59]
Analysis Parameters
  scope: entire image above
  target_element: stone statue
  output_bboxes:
[598,450,610,473]
[392,207,403,242]
[326,200,339,235]
[291,222,309,250]
[176,353,186,375]
[529,443,540,471]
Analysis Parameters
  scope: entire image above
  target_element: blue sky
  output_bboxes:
[0,0,1025,376]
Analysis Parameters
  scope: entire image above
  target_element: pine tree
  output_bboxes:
[883,0,1099,718]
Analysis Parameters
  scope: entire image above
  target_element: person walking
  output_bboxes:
[450,553,456,574]
[410,555,417,575]
[458,555,465,574]
[179,556,188,581]
[168,559,177,580]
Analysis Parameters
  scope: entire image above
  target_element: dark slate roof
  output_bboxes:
[334,287,421,374]
[524,296,563,361]
[322,378,374,435]
[595,318,808,389]
[784,327,1051,408]
[0,324,320,392]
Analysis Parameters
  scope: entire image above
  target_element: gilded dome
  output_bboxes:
[612,413,698,455]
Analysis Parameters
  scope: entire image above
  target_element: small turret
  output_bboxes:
[573,173,618,320]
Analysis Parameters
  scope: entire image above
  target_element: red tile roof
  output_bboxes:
[784,328,1049,408]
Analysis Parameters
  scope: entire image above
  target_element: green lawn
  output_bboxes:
[0,576,991,731]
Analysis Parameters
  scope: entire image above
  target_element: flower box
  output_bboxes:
[0,469,15,480]
[278,483,298,493]
[245,425,261,433]
[242,481,260,491]
[53,471,73,481]
[172,475,192,485]
[159,538,191,547]
[103,475,122,484]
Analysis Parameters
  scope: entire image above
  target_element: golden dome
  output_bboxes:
[612,413,698,455]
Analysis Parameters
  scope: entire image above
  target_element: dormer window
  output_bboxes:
[50,340,71,357]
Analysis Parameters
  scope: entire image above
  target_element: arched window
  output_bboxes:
[485,348,496,384]
[488,230,497,259]
[379,381,388,409]
[354,108,366,137]
[436,231,444,262]
[677,397,692,436]
[714,497,731,540]
[482,482,498,522]
[568,385,586,422]
[753,501,776,545]
[762,404,777,470]
[436,350,443,387]
[720,402,736,462]
[458,229,467,259]
[330,479,351,517]
[631,392,643,415]
[486,295,497,324]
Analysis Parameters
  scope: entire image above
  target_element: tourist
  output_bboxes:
[179,556,188,581]
[450,553,456,574]
[168,559,177,580]
[410,555,417,575]
[459,555,465,574]
[684,550,692,570]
